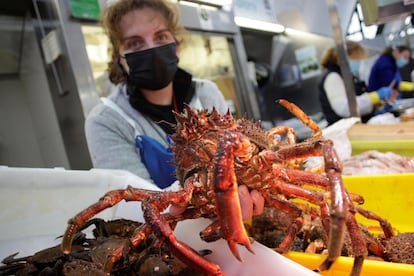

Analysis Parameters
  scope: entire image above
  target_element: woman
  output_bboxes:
[368,45,411,92]
[318,40,393,125]
[85,0,263,219]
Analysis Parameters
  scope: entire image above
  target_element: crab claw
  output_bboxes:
[213,132,255,261]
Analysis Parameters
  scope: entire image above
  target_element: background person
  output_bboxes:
[368,45,413,95]
[85,0,264,219]
[318,40,393,125]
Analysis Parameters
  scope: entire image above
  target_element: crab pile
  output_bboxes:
[0,219,198,275]
[0,100,399,275]
[249,207,414,265]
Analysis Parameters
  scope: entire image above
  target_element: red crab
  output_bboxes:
[61,100,393,276]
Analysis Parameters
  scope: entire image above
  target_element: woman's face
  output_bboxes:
[401,49,411,61]
[117,8,176,73]
[394,49,411,62]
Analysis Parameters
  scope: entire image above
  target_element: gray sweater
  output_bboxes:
[85,79,228,186]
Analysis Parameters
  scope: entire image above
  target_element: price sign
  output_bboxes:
[69,0,101,20]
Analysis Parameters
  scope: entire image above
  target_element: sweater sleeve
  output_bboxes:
[356,93,375,116]
[324,72,374,117]
[84,104,155,184]
[324,72,351,117]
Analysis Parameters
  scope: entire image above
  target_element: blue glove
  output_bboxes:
[374,103,394,115]
[376,87,392,100]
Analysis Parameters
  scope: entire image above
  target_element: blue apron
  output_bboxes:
[101,97,177,189]
[135,134,177,189]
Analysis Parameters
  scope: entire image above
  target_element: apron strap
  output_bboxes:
[101,97,140,137]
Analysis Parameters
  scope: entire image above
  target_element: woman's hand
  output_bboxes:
[169,185,265,220]
[238,185,265,220]
[169,204,186,217]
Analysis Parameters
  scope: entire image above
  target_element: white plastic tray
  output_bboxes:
[0,167,319,275]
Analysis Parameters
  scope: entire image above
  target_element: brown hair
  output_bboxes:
[320,46,339,69]
[346,40,367,59]
[382,45,410,55]
[101,0,187,84]
[320,40,367,69]
[396,45,410,53]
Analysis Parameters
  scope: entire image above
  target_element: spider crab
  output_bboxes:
[62,99,393,276]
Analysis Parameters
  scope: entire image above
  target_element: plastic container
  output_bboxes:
[284,173,414,275]
[0,166,317,276]
[0,167,159,240]
[347,123,414,157]
[350,139,414,157]
[0,167,160,260]
[285,252,414,276]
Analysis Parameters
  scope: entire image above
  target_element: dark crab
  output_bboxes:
[61,100,394,276]
[0,219,197,275]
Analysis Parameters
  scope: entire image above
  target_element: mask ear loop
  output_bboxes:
[117,59,128,77]
[113,53,128,78]
[117,56,138,94]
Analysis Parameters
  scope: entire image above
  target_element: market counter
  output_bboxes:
[347,123,414,156]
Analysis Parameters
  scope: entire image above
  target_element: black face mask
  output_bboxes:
[124,42,179,90]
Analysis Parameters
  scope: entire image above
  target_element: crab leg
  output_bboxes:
[354,206,394,239]
[213,132,254,261]
[278,99,350,270]
[62,186,224,275]
[317,141,348,272]
[143,201,224,275]
[61,187,159,254]
[345,208,367,276]
[277,99,322,137]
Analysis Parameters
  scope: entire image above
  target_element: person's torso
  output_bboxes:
[319,64,345,125]
[368,54,397,91]
[319,65,374,124]
[319,70,342,125]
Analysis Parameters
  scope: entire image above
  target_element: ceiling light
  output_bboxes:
[198,0,232,5]
[234,16,285,33]
[179,1,199,8]
[178,0,231,7]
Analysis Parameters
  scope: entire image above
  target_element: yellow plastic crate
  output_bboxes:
[284,173,414,275]
[347,123,414,157]
[284,252,414,276]
[351,140,414,157]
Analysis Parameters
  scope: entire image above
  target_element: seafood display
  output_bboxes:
[57,100,395,276]
[250,207,414,264]
[342,150,414,175]
[0,100,401,276]
[0,219,197,275]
